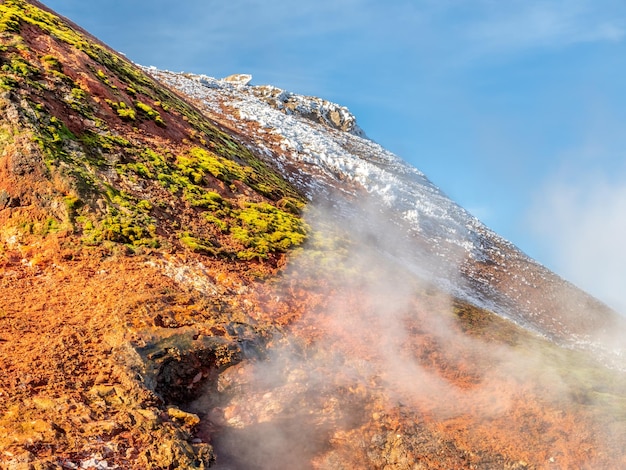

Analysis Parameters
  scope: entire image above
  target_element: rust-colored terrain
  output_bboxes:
[2,1,626,469]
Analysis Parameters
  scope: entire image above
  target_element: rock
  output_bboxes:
[138,430,214,469]
[80,457,116,469]
[133,408,160,431]
[249,85,366,136]
[222,74,252,86]
[83,420,122,435]
[9,142,45,176]
[329,109,342,128]
[167,406,200,427]
[5,453,32,469]
[0,190,10,209]
[140,333,241,404]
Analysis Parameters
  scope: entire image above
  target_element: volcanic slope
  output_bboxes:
[1,1,626,469]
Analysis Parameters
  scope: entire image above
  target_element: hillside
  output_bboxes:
[1,1,626,469]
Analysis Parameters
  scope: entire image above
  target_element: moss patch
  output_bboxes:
[0,0,307,260]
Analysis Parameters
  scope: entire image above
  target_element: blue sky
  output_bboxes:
[42,0,626,312]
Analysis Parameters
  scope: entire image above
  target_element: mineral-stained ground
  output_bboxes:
[2,1,626,469]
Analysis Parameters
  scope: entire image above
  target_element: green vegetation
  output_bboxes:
[178,147,243,184]
[135,100,165,126]
[121,146,308,259]
[95,68,116,88]
[69,185,159,248]
[40,54,61,71]
[173,147,297,200]
[22,98,305,256]
[0,8,20,33]
[184,190,226,210]
[3,56,38,78]
[154,100,169,112]
[0,0,308,259]
[70,87,86,101]
[79,130,131,153]
[203,213,228,232]
[84,212,157,246]
[89,186,157,246]
[63,194,82,226]
[2,0,299,194]
[66,87,93,117]
[22,105,159,247]
[0,74,18,91]
[17,217,63,237]
[179,232,216,255]
[116,106,135,121]
[452,297,626,422]
[231,202,307,259]
[106,99,136,121]
[34,112,76,160]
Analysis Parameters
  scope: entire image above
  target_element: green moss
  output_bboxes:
[62,85,95,117]
[183,190,226,210]
[137,199,152,211]
[179,232,216,255]
[136,100,165,126]
[16,216,63,236]
[154,101,169,112]
[78,131,112,157]
[453,301,521,346]
[117,146,308,258]
[40,217,61,235]
[203,213,229,232]
[174,147,295,201]
[0,75,18,91]
[95,68,116,88]
[117,106,136,121]
[80,131,131,152]
[1,0,308,260]
[0,9,20,33]
[4,0,300,196]
[276,197,305,215]
[28,111,158,247]
[70,87,86,101]
[41,54,61,71]
[231,202,308,259]
[33,112,76,165]
[4,56,39,77]
[75,187,158,247]
[106,100,136,121]
[126,162,154,179]
[64,195,83,224]
[84,213,158,247]
[48,116,73,138]
[157,172,191,193]
[177,148,231,183]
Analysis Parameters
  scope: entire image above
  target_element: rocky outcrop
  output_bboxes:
[176,71,366,136]
[222,74,253,86]
[250,84,367,136]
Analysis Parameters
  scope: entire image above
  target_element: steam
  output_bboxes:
[192,195,626,468]
[528,170,626,315]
